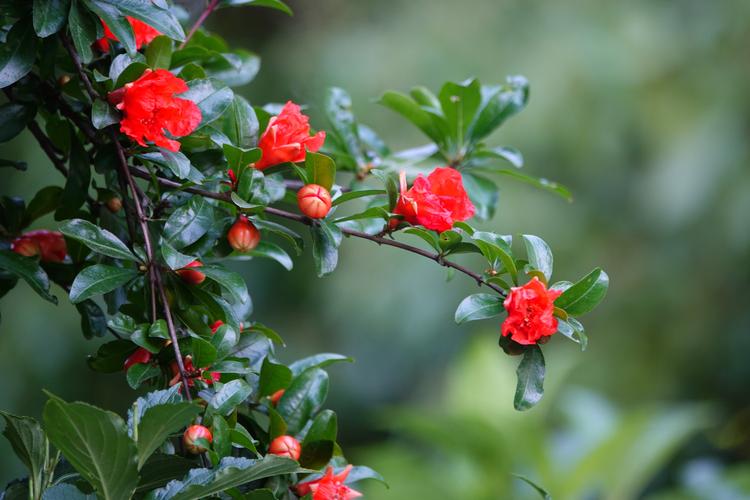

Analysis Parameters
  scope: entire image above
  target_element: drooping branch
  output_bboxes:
[128,166,507,296]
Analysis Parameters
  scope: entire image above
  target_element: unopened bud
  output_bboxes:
[123,347,152,371]
[106,197,122,213]
[268,435,301,461]
[227,215,260,252]
[183,425,212,454]
[176,260,205,285]
[58,74,71,87]
[269,389,285,406]
[297,184,332,219]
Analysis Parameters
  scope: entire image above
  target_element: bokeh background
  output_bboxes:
[2,0,750,498]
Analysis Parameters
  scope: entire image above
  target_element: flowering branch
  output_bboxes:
[128,166,507,296]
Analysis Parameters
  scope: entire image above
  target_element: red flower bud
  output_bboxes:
[210,320,224,334]
[269,389,285,406]
[501,277,563,345]
[123,348,152,371]
[11,230,67,263]
[177,260,205,285]
[227,169,238,190]
[183,424,212,454]
[297,184,332,219]
[268,435,301,461]
[227,215,260,252]
[106,197,123,213]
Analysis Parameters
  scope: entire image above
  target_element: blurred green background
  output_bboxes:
[2,0,750,498]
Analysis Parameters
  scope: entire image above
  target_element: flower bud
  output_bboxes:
[210,320,224,334]
[177,260,205,285]
[269,389,285,406]
[183,424,212,454]
[268,435,301,461]
[227,215,260,252]
[10,236,40,258]
[123,347,152,371]
[58,74,71,87]
[11,230,67,263]
[297,184,332,219]
[106,197,122,213]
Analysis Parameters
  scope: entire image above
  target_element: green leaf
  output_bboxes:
[462,171,499,221]
[76,299,108,339]
[247,241,293,271]
[88,340,136,373]
[60,219,138,261]
[0,19,38,89]
[137,149,195,181]
[438,79,481,146]
[91,99,120,130]
[0,102,35,143]
[86,0,185,43]
[127,387,182,435]
[277,368,329,435]
[191,336,217,368]
[289,353,352,376]
[259,357,292,397]
[223,145,261,171]
[126,362,160,389]
[512,473,552,500]
[56,137,90,219]
[522,234,553,282]
[557,317,588,351]
[23,186,62,226]
[114,61,149,89]
[183,79,234,126]
[200,265,251,307]
[324,87,364,167]
[68,0,98,64]
[205,49,260,88]
[136,403,201,469]
[208,379,252,416]
[555,268,609,316]
[310,221,342,278]
[146,35,172,69]
[136,455,199,494]
[43,395,139,500]
[164,196,214,249]
[378,91,447,149]
[83,0,137,54]
[514,345,545,411]
[454,293,504,324]
[0,250,57,303]
[69,264,138,303]
[145,456,298,500]
[403,227,440,251]
[305,152,336,191]
[468,76,529,144]
[472,232,517,282]
[331,189,385,207]
[299,409,337,469]
[494,168,572,201]
[219,0,293,15]
[211,324,239,360]
[213,95,258,149]
[0,412,48,499]
[161,240,195,270]
[33,0,70,37]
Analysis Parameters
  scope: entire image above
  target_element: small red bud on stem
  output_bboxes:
[297,184,332,219]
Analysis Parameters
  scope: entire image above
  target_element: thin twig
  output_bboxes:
[59,33,98,101]
[27,121,69,177]
[128,166,507,296]
[180,0,220,49]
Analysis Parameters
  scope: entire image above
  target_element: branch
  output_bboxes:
[59,33,98,101]
[128,166,507,296]
[181,0,220,49]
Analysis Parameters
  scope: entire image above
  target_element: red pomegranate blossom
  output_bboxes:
[295,465,362,500]
[501,277,563,345]
[393,167,475,233]
[11,230,67,263]
[95,17,161,52]
[254,101,325,170]
[113,69,201,152]
[268,435,301,461]
[123,348,152,371]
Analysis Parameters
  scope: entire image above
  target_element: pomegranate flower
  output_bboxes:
[254,101,325,170]
[95,17,161,52]
[123,347,152,371]
[501,277,563,345]
[295,465,362,500]
[11,230,67,263]
[393,167,475,233]
[113,69,201,152]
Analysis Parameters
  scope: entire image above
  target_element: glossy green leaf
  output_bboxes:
[462,171,499,221]
[200,265,251,307]
[512,473,552,500]
[208,379,252,416]
[331,189,385,207]
[468,76,529,143]
[439,79,481,145]
[495,168,573,201]
[69,264,138,303]
[161,240,195,270]
[56,137,90,219]
[300,409,337,469]
[522,234,553,281]
[83,0,137,54]
[33,0,70,37]
[136,402,201,469]
[136,455,199,494]
[305,152,336,191]
[22,186,61,226]
[514,345,545,411]
[88,340,136,373]
[555,268,609,316]
[288,353,353,376]
[68,0,98,64]
[43,395,139,500]
[454,293,504,324]
[247,241,293,271]
[127,387,182,436]
[183,79,234,126]
[206,49,260,87]
[191,337,217,368]
[60,219,138,261]
[91,99,120,129]
[126,362,160,390]
[164,196,214,249]
[76,299,108,339]
[0,250,57,303]
[557,317,588,351]
[378,90,447,148]
[0,102,35,143]
[0,19,38,89]
[219,0,293,15]
[211,324,239,360]
[146,35,172,69]
[277,368,329,435]
[310,221,342,277]
[0,412,48,499]
[223,145,261,170]
[259,357,292,397]
[86,0,185,43]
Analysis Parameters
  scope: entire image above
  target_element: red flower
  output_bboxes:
[254,101,325,170]
[501,277,563,345]
[169,355,220,389]
[95,17,161,52]
[269,389,285,406]
[176,260,206,285]
[11,230,67,263]
[114,69,201,152]
[393,167,475,233]
[183,424,212,454]
[297,184,332,219]
[295,465,362,500]
[210,320,224,334]
[123,348,152,371]
[227,215,261,252]
[268,435,301,461]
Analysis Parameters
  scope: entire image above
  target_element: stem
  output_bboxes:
[59,33,98,101]
[128,166,507,296]
[181,0,220,49]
